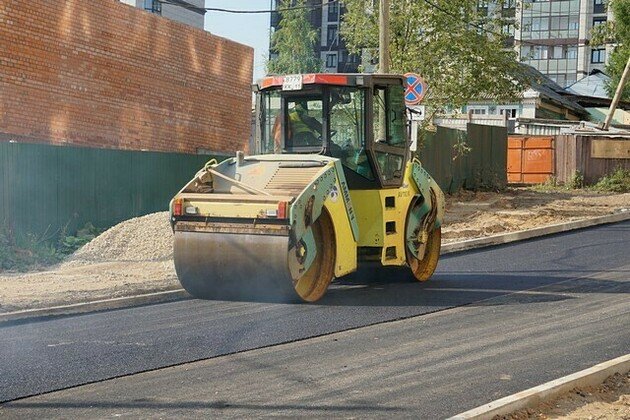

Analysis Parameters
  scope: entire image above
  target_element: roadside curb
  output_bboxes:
[441,210,630,254]
[1,211,628,324]
[0,289,190,324]
[450,354,630,419]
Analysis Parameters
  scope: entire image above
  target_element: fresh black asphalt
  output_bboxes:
[0,221,628,404]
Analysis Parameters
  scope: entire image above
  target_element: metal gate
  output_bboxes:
[507,136,554,184]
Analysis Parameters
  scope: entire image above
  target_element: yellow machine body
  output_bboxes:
[170,73,445,302]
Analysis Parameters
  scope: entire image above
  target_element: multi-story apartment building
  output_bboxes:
[271,0,611,86]
[119,0,206,30]
[269,0,361,73]
[515,0,610,88]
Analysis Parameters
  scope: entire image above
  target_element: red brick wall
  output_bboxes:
[0,0,253,154]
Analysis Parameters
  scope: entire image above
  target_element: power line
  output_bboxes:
[158,0,339,14]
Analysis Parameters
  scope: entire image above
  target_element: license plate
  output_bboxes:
[282,74,303,91]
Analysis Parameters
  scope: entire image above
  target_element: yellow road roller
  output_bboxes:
[170,73,444,302]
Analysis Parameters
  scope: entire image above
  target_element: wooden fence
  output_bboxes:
[418,124,508,193]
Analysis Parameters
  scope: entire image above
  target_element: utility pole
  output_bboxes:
[602,55,630,131]
[378,0,390,74]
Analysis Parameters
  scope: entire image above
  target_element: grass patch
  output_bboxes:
[0,222,101,272]
[528,168,630,193]
[0,226,61,272]
[591,167,630,193]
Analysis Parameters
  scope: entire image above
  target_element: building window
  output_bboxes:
[143,0,161,14]
[554,74,567,87]
[531,17,549,31]
[325,53,337,68]
[327,2,339,21]
[533,45,549,60]
[593,17,607,27]
[594,0,605,14]
[591,48,606,63]
[327,25,338,46]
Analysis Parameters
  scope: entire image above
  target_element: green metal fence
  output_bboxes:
[417,123,507,194]
[0,142,218,238]
[1,125,507,238]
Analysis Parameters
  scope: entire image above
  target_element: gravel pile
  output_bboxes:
[63,212,173,266]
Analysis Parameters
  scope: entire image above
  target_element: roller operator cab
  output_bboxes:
[170,74,444,302]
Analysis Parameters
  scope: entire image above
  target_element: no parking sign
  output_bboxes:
[404,73,427,106]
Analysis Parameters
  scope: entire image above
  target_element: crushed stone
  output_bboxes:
[62,212,173,267]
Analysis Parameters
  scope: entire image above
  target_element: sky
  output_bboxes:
[204,0,272,81]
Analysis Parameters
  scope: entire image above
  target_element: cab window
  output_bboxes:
[372,85,407,185]
[261,90,281,154]
[285,97,324,151]
[372,85,406,147]
[329,87,375,180]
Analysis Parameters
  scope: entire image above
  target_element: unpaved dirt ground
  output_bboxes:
[442,188,630,243]
[0,188,628,313]
[496,371,630,420]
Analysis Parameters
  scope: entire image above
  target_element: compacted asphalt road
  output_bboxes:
[0,221,628,418]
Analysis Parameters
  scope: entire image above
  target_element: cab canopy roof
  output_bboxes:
[256,73,404,91]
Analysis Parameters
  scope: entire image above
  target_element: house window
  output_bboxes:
[325,53,337,68]
[593,17,607,27]
[591,48,606,63]
[143,0,161,14]
[469,107,487,115]
[500,108,518,119]
[327,25,338,46]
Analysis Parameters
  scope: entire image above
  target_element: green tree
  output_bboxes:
[267,0,322,74]
[341,0,525,110]
[591,0,630,101]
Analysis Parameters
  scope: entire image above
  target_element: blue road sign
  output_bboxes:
[404,73,427,106]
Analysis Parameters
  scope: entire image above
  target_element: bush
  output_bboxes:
[568,171,584,189]
[0,225,61,271]
[0,222,101,272]
[58,222,100,255]
[592,168,630,193]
